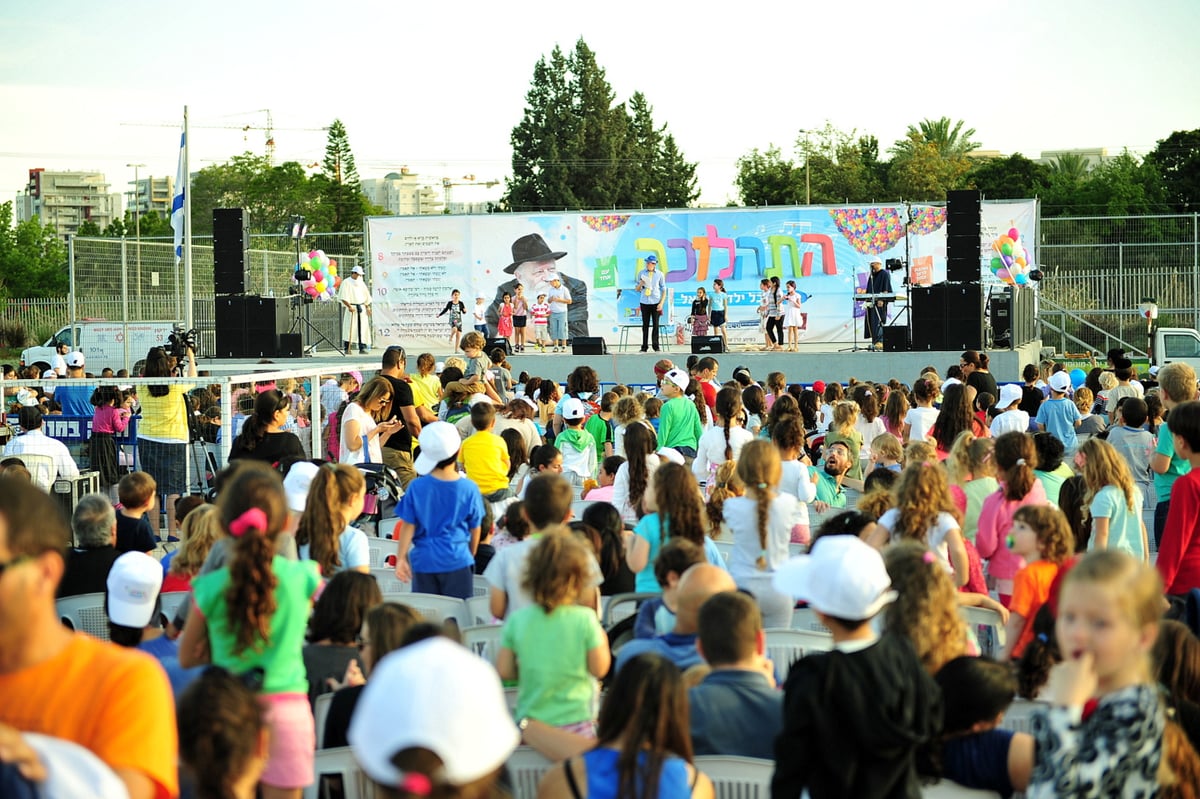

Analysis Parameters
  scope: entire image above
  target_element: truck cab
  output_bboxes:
[1152,327,1200,373]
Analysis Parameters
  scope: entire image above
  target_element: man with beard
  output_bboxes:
[487,233,589,341]
[813,440,854,513]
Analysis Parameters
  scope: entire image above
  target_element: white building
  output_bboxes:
[1037,148,1109,171]
[361,168,443,215]
[129,175,174,219]
[17,169,122,236]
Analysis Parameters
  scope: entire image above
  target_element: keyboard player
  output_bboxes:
[864,255,892,350]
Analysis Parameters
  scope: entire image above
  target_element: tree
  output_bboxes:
[76,220,101,237]
[189,152,324,237]
[315,119,380,232]
[1146,129,1200,212]
[505,39,696,210]
[803,124,888,203]
[734,146,804,206]
[886,117,979,200]
[0,202,69,298]
[965,154,1050,200]
[891,117,980,160]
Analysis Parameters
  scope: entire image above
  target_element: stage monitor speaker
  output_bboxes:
[946,260,981,284]
[882,326,910,352]
[690,335,724,354]
[942,283,984,350]
[486,337,511,356]
[571,337,607,356]
[990,293,1013,348]
[276,333,303,358]
[213,208,249,295]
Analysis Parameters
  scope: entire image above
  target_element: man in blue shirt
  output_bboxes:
[53,352,94,417]
[614,563,735,673]
[636,255,667,352]
[689,591,782,758]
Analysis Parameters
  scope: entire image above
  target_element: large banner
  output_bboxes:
[366,200,1037,350]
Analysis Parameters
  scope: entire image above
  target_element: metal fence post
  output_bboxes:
[121,237,130,372]
[68,236,76,348]
[1194,212,1199,331]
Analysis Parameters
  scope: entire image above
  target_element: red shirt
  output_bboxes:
[1159,467,1200,594]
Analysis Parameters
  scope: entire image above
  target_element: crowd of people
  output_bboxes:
[4,342,1200,798]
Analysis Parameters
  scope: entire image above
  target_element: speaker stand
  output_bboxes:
[290,298,345,357]
[839,293,875,352]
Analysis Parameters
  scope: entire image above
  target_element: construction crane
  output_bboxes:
[124,111,327,166]
[442,174,500,213]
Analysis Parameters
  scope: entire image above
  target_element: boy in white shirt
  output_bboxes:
[989,383,1030,436]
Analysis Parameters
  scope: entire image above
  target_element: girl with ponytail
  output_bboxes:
[723,440,799,627]
[612,420,658,525]
[976,432,1046,605]
[296,463,370,576]
[179,461,322,799]
[693,386,753,494]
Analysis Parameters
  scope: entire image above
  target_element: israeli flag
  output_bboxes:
[171,130,186,262]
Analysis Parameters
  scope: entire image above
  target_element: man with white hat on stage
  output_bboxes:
[338,265,372,355]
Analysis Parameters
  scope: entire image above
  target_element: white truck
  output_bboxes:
[21,321,178,373]
[1153,327,1200,372]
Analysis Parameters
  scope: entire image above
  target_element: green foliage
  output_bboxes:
[1146,129,1200,212]
[317,119,381,232]
[0,319,30,349]
[804,124,888,203]
[735,146,804,206]
[76,220,101,236]
[965,154,1050,200]
[0,201,69,298]
[101,209,174,239]
[505,39,697,211]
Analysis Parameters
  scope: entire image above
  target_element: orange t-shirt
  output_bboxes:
[0,633,179,799]
[1009,559,1060,658]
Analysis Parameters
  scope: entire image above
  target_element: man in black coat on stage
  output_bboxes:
[864,255,892,351]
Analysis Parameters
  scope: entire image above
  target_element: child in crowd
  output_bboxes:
[530,293,551,351]
[555,397,598,483]
[633,538,706,639]
[1002,505,1075,660]
[492,500,529,551]
[1031,431,1074,506]
[459,332,498,400]
[945,432,997,543]
[742,384,767,436]
[824,400,864,480]
[520,445,565,500]
[868,433,903,473]
[704,460,744,540]
[496,291,514,349]
[116,471,158,552]
[471,293,488,334]
[394,422,484,599]
[499,428,530,496]
[489,348,514,405]
[626,463,723,593]
[1017,605,1061,700]
[771,416,816,543]
[497,530,611,735]
[990,384,1028,437]
[851,386,887,475]
[772,535,941,799]
[1106,396,1156,532]
[883,541,972,674]
[1026,551,1168,797]
[296,463,369,576]
[977,432,1046,605]
[1078,437,1148,560]
[1159,400,1200,600]
[1035,371,1082,455]
[724,439,801,627]
[582,456,623,503]
[903,377,940,444]
[511,285,529,353]
[177,666,271,799]
[1073,386,1107,440]
[644,397,663,432]
[869,462,970,587]
[612,395,647,460]
[178,462,322,797]
[765,371,787,413]
[1153,362,1198,548]
[693,386,753,491]
[90,385,132,498]
[974,392,996,429]
[657,368,703,462]
[460,402,512,503]
[435,288,465,352]
[584,391,617,459]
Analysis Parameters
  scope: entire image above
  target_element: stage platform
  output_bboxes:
[193,340,1045,388]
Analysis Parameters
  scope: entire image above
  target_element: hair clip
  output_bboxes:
[921,550,936,565]
[398,773,432,796]
[757,482,768,490]
[1036,633,1048,643]
[229,508,268,537]
[1015,458,1026,466]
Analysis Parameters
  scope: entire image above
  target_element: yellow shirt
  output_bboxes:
[411,374,441,411]
[460,430,511,494]
[137,384,193,442]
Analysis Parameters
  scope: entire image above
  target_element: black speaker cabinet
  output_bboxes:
[276,333,303,358]
[690,335,724,354]
[571,337,607,355]
[486,337,511,356]
[910,283,983,351]
[882,326,910,352]
[213,208,249,295]
[213,295,288,358]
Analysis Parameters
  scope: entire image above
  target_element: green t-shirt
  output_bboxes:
[584,413,613,456]
[1034,464,1075,506]
[501,604,605,725]
[1154,421,1191,502]
[192,555,321,695]
[961,476,1001,542]
[659,397,703,450]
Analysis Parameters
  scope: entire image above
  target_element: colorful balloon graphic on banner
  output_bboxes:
[292,250,340,301]
[989,225,1032,287]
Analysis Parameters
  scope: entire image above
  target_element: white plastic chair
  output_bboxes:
[304,746,368,799]
[313,691,334,750]
[601,592,658,629]
[764,628,833,680]
[56,592,110,641]
[571,499,595,519]
[462,624,504,665]
[506,746,555,799]
[788,607,831,634]
[958,605,1007,657]
[366,537,401,569]
[383,592,470,627]
[694,755,774,799]
[473,573,491,597]
[159,591,189,628]
[466,594,499,626]
[370,567,411,595]
[921,779,1002,798]
[713,539,733,563]
[16,453,56,492]
[1000,698,1048,734]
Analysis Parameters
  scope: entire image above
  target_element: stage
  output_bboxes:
[193,339,1046,388]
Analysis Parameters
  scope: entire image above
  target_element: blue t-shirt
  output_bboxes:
[632,513,725,592]
[710,291,727,312]
[1035,397,1082,452]
[582,748,691,799]
[941,728,1015,797]
[1090,484,1145,559]
[396,474,483,573]
[56,384,94,417]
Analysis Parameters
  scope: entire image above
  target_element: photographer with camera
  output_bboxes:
[137,343,197,540]
[865,255,893,351]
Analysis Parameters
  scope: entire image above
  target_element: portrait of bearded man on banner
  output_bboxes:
[487,233,589,340]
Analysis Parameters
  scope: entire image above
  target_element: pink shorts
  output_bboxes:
[259,693,315,789]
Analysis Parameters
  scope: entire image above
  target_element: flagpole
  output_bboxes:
[182,105,194,331]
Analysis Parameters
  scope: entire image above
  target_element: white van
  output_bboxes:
[21,321,178,373]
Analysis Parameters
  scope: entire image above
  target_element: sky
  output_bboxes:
[2,0,1198,214]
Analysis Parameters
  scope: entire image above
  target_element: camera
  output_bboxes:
[168,324,199,359]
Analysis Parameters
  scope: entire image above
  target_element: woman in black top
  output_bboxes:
[962,350,999,401]
[228,389,305,469]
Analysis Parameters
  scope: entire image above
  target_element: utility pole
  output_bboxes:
[127,163,146,306]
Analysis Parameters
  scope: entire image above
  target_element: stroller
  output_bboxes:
[353,462,403,538]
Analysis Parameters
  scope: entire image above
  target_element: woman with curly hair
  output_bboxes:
[883,540,971,674]
[868,461,969,587]
[178,461,321,799]
[177,667,270,799]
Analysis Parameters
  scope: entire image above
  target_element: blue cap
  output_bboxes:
[645,255,658,263]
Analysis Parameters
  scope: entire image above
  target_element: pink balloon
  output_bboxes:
[305,285,319,297]
[997,268,1012,281]
[312,270,324,282]
[1008,228,1020,242]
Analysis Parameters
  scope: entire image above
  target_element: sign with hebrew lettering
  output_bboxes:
[366,200,1037,349]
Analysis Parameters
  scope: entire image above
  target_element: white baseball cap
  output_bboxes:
[997,383,1023,410]
[868,255,883,264]
[773,535,897,620]
[349,637,520,786]
[562,397,587,420]
[351,265,365,275]
[1048,371,1072,394]
[663,368,690,392]
[415,421,461,475]
[283,461,320,513]
[65,352,85,368]
[106,551,164,628]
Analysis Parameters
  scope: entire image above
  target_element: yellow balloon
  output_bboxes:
[1015,257,1026,267]
[315,281,327,293]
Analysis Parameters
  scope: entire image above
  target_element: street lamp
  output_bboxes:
[798,130,811,205]
[127,163,146,305]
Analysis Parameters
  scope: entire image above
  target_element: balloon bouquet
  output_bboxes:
[293,250,339,300]
[988,226,1032,287]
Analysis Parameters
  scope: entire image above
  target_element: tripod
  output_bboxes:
[839,291,876,352]
[289,293,344,356]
